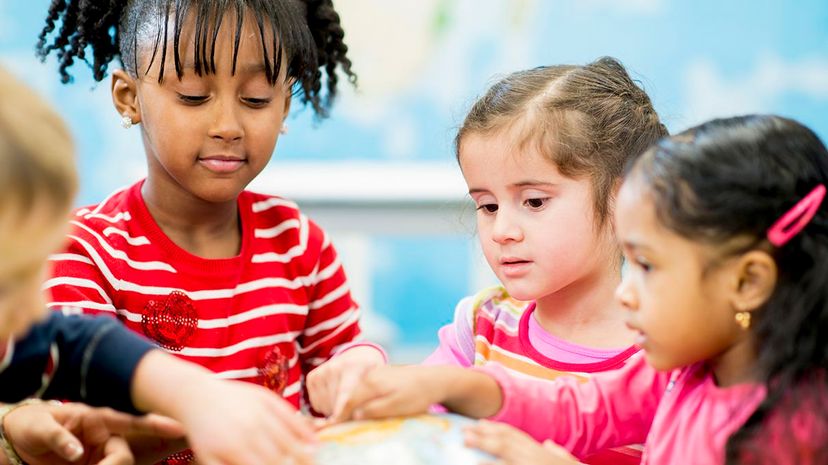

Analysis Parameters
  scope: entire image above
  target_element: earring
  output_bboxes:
[279,123,288,135]
[734,311,751,330]
[120,114,133,129]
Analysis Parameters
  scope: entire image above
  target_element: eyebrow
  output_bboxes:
[468,180,558,195]
[621,240,654,253]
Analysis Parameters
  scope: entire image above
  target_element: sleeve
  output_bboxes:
[422,295,477,367]
[296,227,366,375]
[0,312,155,413]
[479,354,671,458]
[43,228,119,317]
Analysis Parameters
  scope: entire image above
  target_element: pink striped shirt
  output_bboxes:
[424,286,642,464]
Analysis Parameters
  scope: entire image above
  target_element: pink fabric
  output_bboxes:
[481,355,767,464]
[423,323,473,367]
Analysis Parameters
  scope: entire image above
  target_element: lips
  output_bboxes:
[198,155,247,173]
[625,322,647,347]
[499,257,532,277]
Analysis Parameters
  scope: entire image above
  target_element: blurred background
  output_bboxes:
[1,0,827,361]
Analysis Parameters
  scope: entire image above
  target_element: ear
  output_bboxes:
[111,69,140,124]
[282,92,292,122]
[728,250,778,313]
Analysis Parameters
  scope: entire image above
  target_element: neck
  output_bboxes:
[710,332,758,387]
[533,259,636,348]
[141,177,241,258]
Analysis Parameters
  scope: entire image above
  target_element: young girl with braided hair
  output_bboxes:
[36,1,384,462]
[338,114,828,464]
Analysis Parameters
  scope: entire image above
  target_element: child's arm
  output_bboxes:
[477,355,669,457]
[336,356,669,460]
[1,312,317,465]
[130,351,317,465]
[332,364,504,422]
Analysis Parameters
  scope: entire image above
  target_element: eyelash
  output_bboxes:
[634,257,652,272]
[176,94,272,108]
[524,198,548,209]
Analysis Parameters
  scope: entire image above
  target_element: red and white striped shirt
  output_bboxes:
[45,180,362,408]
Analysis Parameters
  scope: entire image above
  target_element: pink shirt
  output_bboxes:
[423,287,642,464]
[481,354,767,464]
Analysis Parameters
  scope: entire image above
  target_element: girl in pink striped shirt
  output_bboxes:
[421,57,668,464]
[339,115,828,464]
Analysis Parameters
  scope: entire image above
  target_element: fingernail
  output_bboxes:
[64,442,83,460]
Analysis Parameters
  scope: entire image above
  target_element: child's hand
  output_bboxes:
[306,345,386,418]
[330,365,446,423]
[175,379,317,465]
[464,420,583,465]
[4,401,183,465]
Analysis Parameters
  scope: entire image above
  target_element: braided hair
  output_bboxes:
[36,0,356,118]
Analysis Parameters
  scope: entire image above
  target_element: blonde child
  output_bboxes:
[0,66,318,465]
[35,2,385,461]
[338,114,828,464]
[399,57,666,464]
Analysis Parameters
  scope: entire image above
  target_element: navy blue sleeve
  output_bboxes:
[0,312,156,414]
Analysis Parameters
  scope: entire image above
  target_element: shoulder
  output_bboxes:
[70,184,137,230]
[455,286,528,333]
[241,190,331,261]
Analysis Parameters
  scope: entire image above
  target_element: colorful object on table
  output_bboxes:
[317,413,493,465]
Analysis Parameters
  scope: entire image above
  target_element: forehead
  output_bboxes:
[459,129,567,180]
[136,7,280,79]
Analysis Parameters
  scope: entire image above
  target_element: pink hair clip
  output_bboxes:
[767,184,826,247]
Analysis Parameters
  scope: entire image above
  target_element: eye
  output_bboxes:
[524,198,548,209]
[242,97,272,108]
[634,257,652,273]
[177,94,208,105]
[476,204,498,213]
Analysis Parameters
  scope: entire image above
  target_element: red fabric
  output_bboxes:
[45,181,363,408]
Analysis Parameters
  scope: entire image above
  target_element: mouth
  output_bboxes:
[499,257,532,276]
[198,155,247,173]
[625,322,647,347]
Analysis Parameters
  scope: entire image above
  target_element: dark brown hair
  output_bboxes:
[456,56,668,226]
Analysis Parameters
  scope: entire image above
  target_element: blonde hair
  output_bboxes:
[0,67,77,221]
[457,57,668,226]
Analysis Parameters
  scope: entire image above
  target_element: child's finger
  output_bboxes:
[266,395,317,442]
[354,393,425,420]
[38,418,85,461]
[542,440,580,460]
[95,435,135,465]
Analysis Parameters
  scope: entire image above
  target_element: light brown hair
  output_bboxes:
[456,56,668,226]
[0,67,77,222]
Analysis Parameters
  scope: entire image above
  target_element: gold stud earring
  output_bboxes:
[734,311,751,330]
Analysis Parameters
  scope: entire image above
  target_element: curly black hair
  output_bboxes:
[36,0,356,118]
[631,115,828,464]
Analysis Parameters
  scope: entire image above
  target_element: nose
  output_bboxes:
[615,274,639,311]
[490,207,523,244]
[208,97,244,142]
